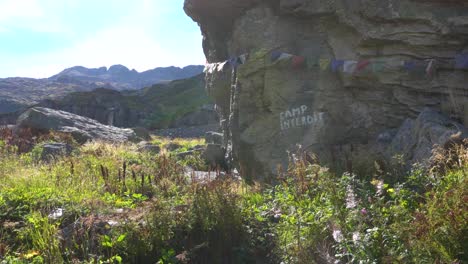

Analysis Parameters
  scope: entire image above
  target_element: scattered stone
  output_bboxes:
[137,141,161,154]
[177,151,196,159]
[152,124,220,139]
[188,145,206,151]
[387,108,468,166]
[41,143,73,162]
[132,127,152,141]
[203,144,227,170]
[205,131,223,145]
[165,142,182,152]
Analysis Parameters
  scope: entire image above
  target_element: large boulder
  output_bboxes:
[185,0,468,180]
[388,108,468,166]
[17,107,139,143]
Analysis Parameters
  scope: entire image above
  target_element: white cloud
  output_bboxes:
[0,0,205,78]
[0,0,67,33]
[0,0,44,21]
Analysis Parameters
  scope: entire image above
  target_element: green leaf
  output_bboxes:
[117,234,126,243]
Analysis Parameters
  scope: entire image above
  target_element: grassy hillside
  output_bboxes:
[0,129,466,263]
[137,74,212,128]
[42,74,213,129]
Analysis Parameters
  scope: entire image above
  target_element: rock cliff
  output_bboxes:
[184,0,468,180]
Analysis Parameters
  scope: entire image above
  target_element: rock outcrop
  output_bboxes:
[185,0,468,180]
[17,107,139,143]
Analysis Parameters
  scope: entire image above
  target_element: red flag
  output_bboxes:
[292,56,306,69]
[356,60,370,72]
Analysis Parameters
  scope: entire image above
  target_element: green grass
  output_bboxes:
[0,135,466,263]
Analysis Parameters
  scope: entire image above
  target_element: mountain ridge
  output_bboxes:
[0,64,204,114]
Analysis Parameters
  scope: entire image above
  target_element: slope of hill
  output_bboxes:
[0,65,204,114]
[49,64,204,90]
[39,74,217,129]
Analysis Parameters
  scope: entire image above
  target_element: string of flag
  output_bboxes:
[205,51,468,76]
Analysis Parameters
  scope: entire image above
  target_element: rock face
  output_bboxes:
[17,107,139,143]
[184,0,468,180]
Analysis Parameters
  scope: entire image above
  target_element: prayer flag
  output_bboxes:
[455,53,468,69]
[356,60,370,72]
[403,61,416,71]
[292,56,306,69]
[319,59,331,70]
[331,59,344,72]
[343,60,358,73]
[278,53,294,61]
[426,59,435,75]
[371,60,386,73]
[271,51,282,62]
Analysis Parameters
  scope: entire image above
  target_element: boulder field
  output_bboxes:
[184,0,468,180]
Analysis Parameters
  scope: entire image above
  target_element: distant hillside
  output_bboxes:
[49,64,204,90]
[38,74,217,129]
[0,65,204,114]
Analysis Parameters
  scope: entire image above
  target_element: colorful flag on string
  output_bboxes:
[331,59,344,72]
[455,53,468,69]
[319,59,331,70]
[403,61,416,71]
[371,60,386,73]
[292,56,306,69]
[426,59,435,75]
[343,60,358,73]
[271,51,282,62]
[356,60,370,72]
[278,53,294,61]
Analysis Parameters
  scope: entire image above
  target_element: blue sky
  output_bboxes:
[0,0,205,78]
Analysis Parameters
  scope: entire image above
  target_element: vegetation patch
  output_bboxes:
[0,130,466,263]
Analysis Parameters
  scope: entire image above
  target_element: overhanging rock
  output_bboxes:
[185,0,468,180]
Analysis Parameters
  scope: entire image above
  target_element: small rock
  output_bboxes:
[137,141,161,154]
[41,143,73,162]
[165,142,182,151]
[177,151,195,159]
[132,127,152,141]
[48,208,64,220]
[188,144,205,151]
[205,131,223,145]
[203,144,227,169]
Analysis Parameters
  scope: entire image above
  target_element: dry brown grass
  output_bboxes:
[431,135,468,175]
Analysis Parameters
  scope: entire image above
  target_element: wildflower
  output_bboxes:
[352,232,361,244]
[372,179,385,196]
[332,229,344,243]
[346,185,357,208]
[273,209,282,219]
[360,208,368,215]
